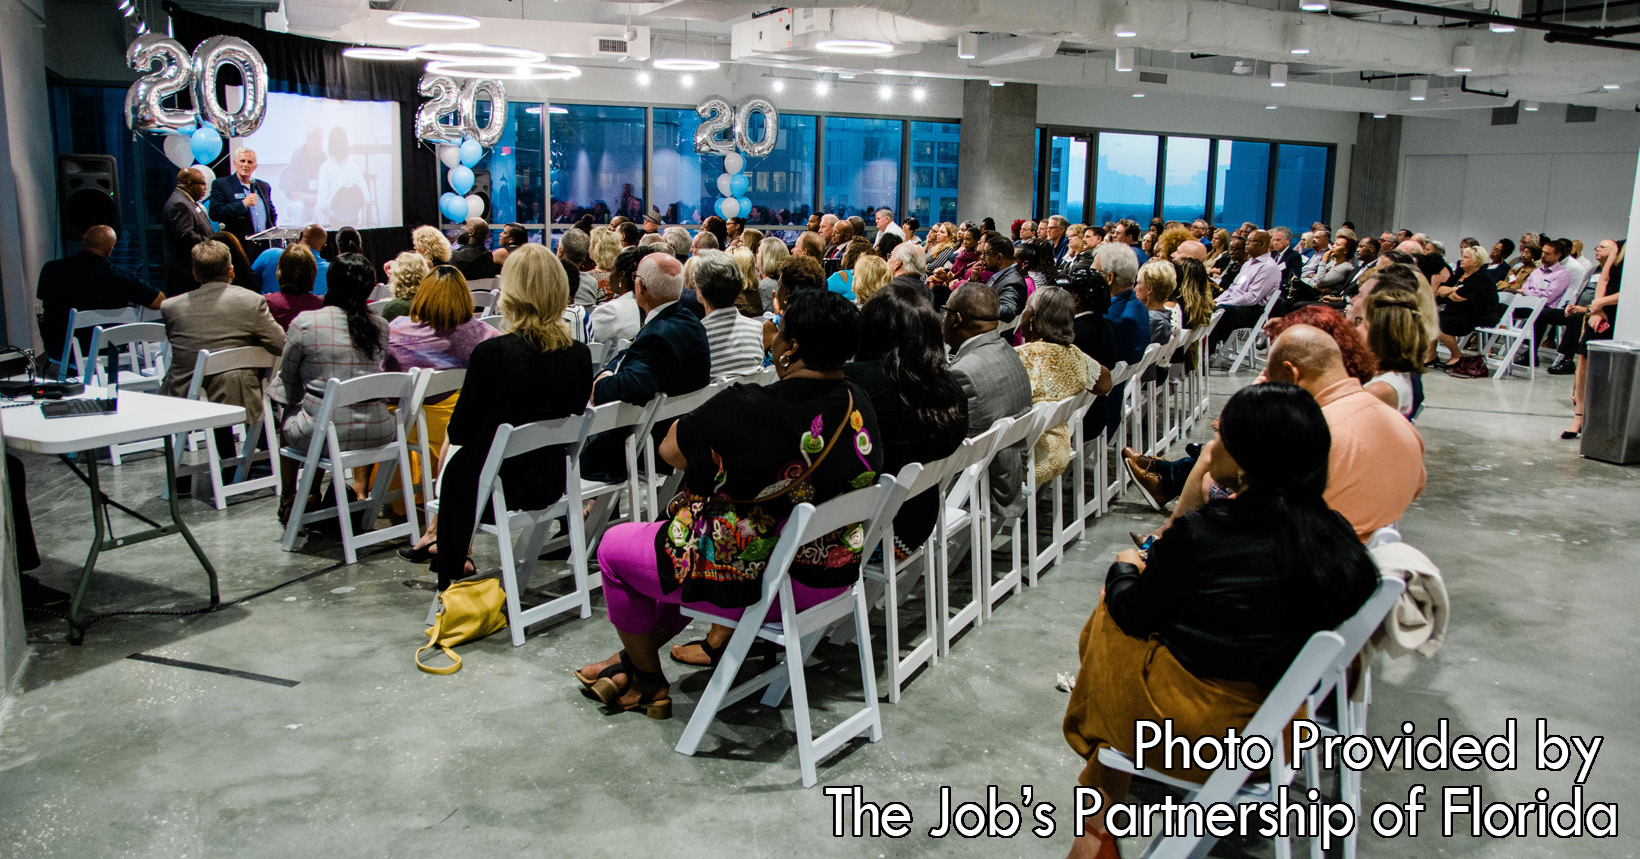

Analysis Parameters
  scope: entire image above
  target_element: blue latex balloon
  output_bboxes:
[449,165,475,195]
[736,196,752,217]
[190,126,223,165]
[728,173,750,197]
[713,197,729,219]
[459,138,484,168]
[439,192,466,222]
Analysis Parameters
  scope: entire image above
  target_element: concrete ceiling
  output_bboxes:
[261,0,1640,115]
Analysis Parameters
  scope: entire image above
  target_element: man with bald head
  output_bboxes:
[1171,239,1208,264]
[944,283,1033,519]
[163,166,216,295]
[592,252,709,407]
[36,225,164,360]
[1143,324,1425,544]
[252,224,331,295]
[1210,229,1282,353]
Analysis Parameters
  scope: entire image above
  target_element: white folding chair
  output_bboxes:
[984,405,1049,617]
[171,347,280,509]
[525,399,654,588]
[480,314,507,332]
[636,383,725,521]
[937,419,1012,655]
[586,341,609,369]
[857,459,951,703]
[1096,631,1347,859]
[367,298,393,314]
[1115,344,1162,489]
[1029,393,1092,582]
[84,322,171,464]
[57,306,147,381]
[470,289,499,315]
[1475,294,1546,379]
[1223,289,1282,375]
[407,367,466,514]
[369,284,394,300]
[465,277,497,292]
[279,372,422,564]
[1191,310,1223,426]
[675,475,908,788]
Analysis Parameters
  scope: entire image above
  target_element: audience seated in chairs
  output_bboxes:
[401,243,593,586]
[412,225,452,268]
[449,217,498,282]
[1015,287,1112,485]
[272,254,394,525]
[589,245,661,345]
[35,225,163,362]
[266,244,326,330]
[382,252,430,322]
[694,250,767,378]
[1209,230,1281,355]
[1434,245,1502,368]
[943,283,1033,520]
[1358,283,1430,418]
[1063,382,1377,859]
[574,289,882,720]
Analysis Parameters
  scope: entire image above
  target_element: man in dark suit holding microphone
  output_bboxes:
[208,147,277,243]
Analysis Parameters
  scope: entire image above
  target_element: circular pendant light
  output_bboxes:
[387,13,480,30]
[652,58,720,71]
[343,47,418,61]
[411,43,546,64]
[815,39,894,55]
[424,60,583,81]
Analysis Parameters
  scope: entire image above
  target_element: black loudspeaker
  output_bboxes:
[57,154,120,237]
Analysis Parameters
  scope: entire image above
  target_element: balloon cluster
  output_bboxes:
[437,140,487,223]
[714,152,753,220]
[418,72,507,223]
[126,33,269,183]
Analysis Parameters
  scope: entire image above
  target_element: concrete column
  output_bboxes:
[958,80,1037,224]
[1344,112,1400,233]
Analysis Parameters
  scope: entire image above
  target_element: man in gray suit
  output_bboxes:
[944,283,1033,520]
[162,167,215,295]
[159,240,285,468]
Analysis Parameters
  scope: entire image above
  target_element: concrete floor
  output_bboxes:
[0,368,1635,858]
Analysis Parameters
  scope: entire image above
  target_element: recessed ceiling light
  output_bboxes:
[815,80,831,95]
[680,73,695,87]
[1265,103,1278,109]
[343,47,417,61]
[1300,0,1329,10]
[388,12,480,30]
[1603,83,1621,90]
[1270,63,1288,87]
[1373,112,1388,118]
[816,39,894,55]
[878,84,894,99]
[652,58,720,71]
[989,79,1003,87]
[411,43,546,64]
[635,71,652,86]
[1132,91,1146,98]
[912,85,926,101]
[423,60,582,81]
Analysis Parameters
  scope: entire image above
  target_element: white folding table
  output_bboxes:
[2,387,246,644]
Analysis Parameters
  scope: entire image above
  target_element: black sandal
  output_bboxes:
[398,539,437,563]
[669,637,726,667]
[588,651,672,720]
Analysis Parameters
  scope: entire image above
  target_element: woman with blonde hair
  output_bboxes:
[381,251,430,321]
[729,246,763,316]
[401,242,593,586]
[1016,286,1111,485]
[925,222,958,269]
[412,225,452,266]
[755,236,789,314]
[1134,258,1181,344]
[589,226,622,302]
[852,255,892,305]
[740,228,764,259]
[1358,284,1428,418]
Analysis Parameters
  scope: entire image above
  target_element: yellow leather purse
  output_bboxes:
[415,577,508,674]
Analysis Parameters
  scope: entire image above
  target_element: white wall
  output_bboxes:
[1,0,54,351]
[506,65,963,119]
[1396,107,1640,256]
[1037,85,1358,227]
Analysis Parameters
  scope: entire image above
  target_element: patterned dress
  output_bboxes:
[1016,340,1097,485]
[273,306,393,452]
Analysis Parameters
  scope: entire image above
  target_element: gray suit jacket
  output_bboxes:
[949,329,1033,520]
[160,280,286,424]
[163,188,216,295]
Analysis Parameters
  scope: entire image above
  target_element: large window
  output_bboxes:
[458,100,546,227]
[822,117,901,219]
[1214,140,1270,228]
[1161,137,1210,224]
[548,104,645,224]
[1094,132,1158,225]
[1046,135,1088,225]
[1272,144,1329,232]
[654,109,817,225]
[908,121,960,226]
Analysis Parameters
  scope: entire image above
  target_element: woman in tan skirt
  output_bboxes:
[1063,382,1377,858]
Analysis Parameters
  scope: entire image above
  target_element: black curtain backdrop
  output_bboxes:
[165,3,436,269]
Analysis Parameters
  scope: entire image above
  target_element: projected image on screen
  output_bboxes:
[242,93,402,229]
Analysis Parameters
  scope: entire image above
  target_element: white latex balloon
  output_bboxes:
[191,162,215,184]
[716,172,733,197]
[723,151,745,174]
[720,197,741,219]
[163,134,195,168]
[464,194,484,219]
[437,144,461,169]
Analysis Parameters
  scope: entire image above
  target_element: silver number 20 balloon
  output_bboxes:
[416,73,464,143]
[733,96,779,159]
[460,78,508,148]
[124,34,196,133]
[693,95,735,156]
[191,35,268,137]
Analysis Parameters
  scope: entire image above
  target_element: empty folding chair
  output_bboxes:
[57,306,146,381]
[1224,289,1282,375]
[369,284,394,300]
[279,372,422,564]
[470,289,499,316]
[1475,294,1546,379]
[675,475,909,788]
[857,459,951,703]
[1095,631,1347,859]
[172,346,280,510]
[84,321,171,464]
[465,277,497,292]
[985,404,1050,617]
[937,419,1012,654]
[1030,393,1092,582]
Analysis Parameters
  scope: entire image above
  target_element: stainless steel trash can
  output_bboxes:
[1582,340,1640,464]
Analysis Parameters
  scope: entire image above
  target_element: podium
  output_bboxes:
[247,227,306,247]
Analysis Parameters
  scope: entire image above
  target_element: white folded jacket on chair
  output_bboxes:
[1366,541,1449,660]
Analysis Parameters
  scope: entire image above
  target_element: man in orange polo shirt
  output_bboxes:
[1140,324,1424,543]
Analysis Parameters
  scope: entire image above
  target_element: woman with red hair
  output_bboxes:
[1264,304,1378,384]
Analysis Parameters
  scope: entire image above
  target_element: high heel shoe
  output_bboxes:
[398,539,437,563]
[1561,412,1583,440]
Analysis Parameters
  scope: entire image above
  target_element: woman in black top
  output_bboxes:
[844,282,968,555]
[402,243,591,586]
[576,290,882,719]
[1063,383,1376,858]
[1435,245,1501,366]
